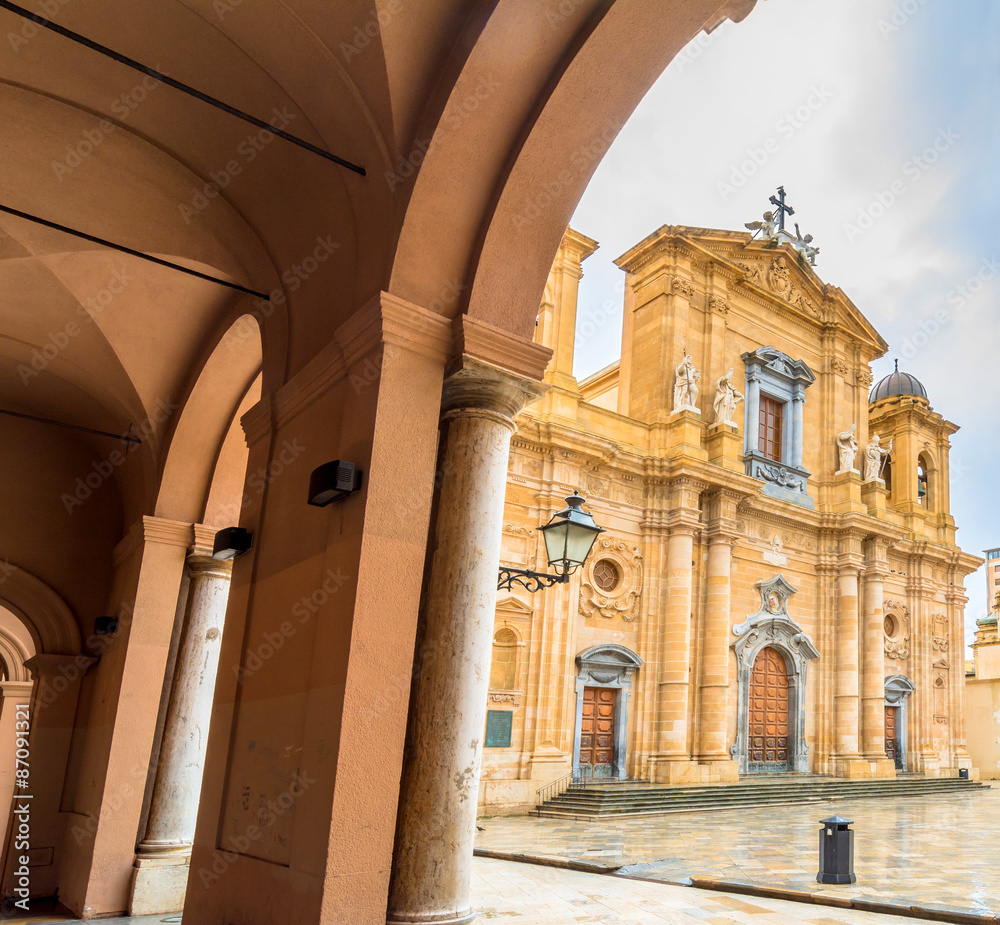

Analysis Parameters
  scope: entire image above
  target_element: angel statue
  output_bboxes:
[745,210,778,242]
[672,350,701,414]
[712,368,744,428]
[863,434,893,482]
[793,222,820,266]
[835,423,859,473]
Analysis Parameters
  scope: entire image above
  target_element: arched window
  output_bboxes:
[490,627,519,691]
[883,456,893,496]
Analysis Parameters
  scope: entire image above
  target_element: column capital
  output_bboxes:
[453,315,552,382]
[24,653,96,682]
[441,355,545,428]
[702,486,742,525]
[665,514,701,537]
[0,680,35,699]
[837,560,862,578]
[864,535,892,574]
[185,550,234,582]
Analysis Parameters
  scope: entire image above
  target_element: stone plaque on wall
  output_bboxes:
[485,710,513,748]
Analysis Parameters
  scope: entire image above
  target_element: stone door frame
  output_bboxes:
[572,643,642,781]
[884,675,915,772]
[731,575,820,775]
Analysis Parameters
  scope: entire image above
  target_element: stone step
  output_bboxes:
[536,777,987,818]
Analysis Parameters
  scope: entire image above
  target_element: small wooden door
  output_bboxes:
[885,706,901,768]
[578,687,616,777]
[748,647,790,772]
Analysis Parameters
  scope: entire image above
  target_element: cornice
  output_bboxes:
[354,291,454,365]
[240,395,274,448]
[454,315,552,382]
[113,516,193,567]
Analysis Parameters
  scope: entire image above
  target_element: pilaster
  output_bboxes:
[861,537,895,776]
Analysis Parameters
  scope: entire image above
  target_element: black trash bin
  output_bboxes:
[817,815,856,884]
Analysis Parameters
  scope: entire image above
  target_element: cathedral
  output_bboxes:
[480,222,981,815]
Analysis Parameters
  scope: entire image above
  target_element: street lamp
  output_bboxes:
[497,491,604,592]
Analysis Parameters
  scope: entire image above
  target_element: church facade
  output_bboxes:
[479,224,981,815]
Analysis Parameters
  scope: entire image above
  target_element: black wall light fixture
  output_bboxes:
[94,616,118,636]
[212,526,253,560]
[308,460,362,506]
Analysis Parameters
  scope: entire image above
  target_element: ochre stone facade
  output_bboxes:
[480,225,982,815]
[966,606,1000,779]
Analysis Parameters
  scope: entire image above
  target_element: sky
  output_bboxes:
[570,0,1000,655]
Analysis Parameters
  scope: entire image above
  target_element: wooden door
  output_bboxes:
[748,647,789,772]
[885,706,901,768]
[578,687,616,777]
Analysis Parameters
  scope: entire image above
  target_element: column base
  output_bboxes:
[832,757,877,779]
[650,758,738,785]
[128,854,191,916]
[859,756,897,778]
[386,910,475,925]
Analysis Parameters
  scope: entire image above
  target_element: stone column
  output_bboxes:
[744,372,760,454]
[387,357,543,925]
[0,680,35,819]
[696,489,739,774]
[651,480,701,783]
[697,534,736,765]
[130,549,232,914]
[861,540,893,774]
[2,655,95,900]
[660,524,695,761]
[834,563,862,767]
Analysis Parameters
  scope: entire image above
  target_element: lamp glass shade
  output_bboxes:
[538,491,603,574]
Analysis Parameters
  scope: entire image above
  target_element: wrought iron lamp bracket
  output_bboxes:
[496,566,569,593]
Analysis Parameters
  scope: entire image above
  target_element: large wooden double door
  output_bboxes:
[748,647,790,772]
[578,687,616,777]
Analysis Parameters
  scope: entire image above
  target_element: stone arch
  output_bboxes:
[389,0,760,343]
[156,315,263,525]
[0,626,31,683]
[572,643,643,780]
[731,576,820,774]
[0,564,81,657]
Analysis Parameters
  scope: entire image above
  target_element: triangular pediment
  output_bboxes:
[495,596,534,615]
[617,226,886,354]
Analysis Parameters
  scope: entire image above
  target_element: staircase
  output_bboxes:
[535,774,988,819]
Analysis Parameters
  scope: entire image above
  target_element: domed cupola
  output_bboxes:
[869,359,928,404]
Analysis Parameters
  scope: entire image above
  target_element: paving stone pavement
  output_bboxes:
[475,785,1000,914]
[471,856,983,924]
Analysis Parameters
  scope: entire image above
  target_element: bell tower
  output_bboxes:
[867,361,957,544]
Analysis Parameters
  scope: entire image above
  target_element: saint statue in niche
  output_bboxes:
[863,434,893,482]
[672,350,701,414]
[712,368,744,427]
